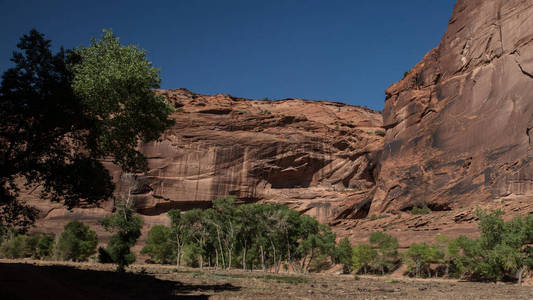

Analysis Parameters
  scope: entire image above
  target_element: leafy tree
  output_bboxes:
[454,210,533,283]
[404,243,435,277]
[100,203,143,271]
[72,29,175,172]
[369,231,399,275]
[352,244,377,274]
[334,237,353,274]
[0,234,30,258]
[298,222,336,273]
[56,221,97,261]
[183,208,210,269]
[0,29,174,231]
[167,209,189,268]
[435,234,462,277]
[141,225,173,264]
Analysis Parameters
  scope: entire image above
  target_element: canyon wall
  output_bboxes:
[370,0,533,214]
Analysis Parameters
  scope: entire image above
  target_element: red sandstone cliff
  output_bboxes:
[27,0,533,248]
[28,89,382,243]
[370,0,533,215]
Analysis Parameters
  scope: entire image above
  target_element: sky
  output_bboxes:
[0,0,456,111]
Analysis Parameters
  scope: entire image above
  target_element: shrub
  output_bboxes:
[0,235,30,258]
[33,233,55,259]
[56,221,97,261]
[375,130,386,137]
[100,203,143,271]
[141,225,173,264]
[410,205,431,215]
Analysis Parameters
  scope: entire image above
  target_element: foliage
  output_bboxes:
[72,29,175,172]
[100,203,143,271]
[410,205,431,215]
[352,244,377,274]
[403,242,442,277]
[454,210,533,283]
[333,237,353,273]
[369,231,399,275]
[141,225,173,264]
[167,209,189,267]
[56,221,97,261]
[126,200,340,274]
[0,29,174,230]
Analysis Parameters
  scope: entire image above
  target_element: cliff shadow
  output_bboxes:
[0,262,240,300]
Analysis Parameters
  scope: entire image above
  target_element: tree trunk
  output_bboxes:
[216,227,225,269]
[215,248,219,270]
[242,245,247,271]
[518,266,526,285]
[270,239,277,273]
[260,245,266,272]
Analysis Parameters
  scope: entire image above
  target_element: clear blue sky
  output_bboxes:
[0,0,456,111]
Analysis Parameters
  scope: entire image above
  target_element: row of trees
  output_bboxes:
[0,203,142,272]
[141,197,347,273]
[350,210,533,283]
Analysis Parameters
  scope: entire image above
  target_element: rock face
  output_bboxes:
[99,89,382,224]
[371,0,533,214]
[28,0,533,247]
[29,89,382,245]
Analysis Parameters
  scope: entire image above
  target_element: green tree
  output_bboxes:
[141,225,173,264]
[167,209,189,268]
[435,234,462,277]
[72,29,174,172]
[100,203,143,271]
[183,208,210,269]
[352,244,377,274]
[369,231,399,275]
[0,29,174,231]
[56,221,97,261]
[334,237,353,274]
[404,243,433,277]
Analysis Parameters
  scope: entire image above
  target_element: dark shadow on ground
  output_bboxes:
[0,263,240,300]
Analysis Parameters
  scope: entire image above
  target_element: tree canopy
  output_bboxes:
[0,29,174,231]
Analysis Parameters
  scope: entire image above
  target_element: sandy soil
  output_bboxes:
[1,259,533,300]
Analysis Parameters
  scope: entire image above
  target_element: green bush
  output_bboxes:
[410,205,431,215]
[0,232,55,259]
[0,235,30,258]
[375,130,386,137]
[100,203,143,272]
[141,225,173,264]
[56,221,98,262]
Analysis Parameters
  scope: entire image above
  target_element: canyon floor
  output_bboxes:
[2,259,533,300]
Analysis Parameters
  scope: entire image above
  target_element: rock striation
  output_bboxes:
[29,89,383,238]
[27,0,533,247]
[370,0,533,215]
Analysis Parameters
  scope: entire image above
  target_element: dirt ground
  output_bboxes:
[1,259,533,300]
